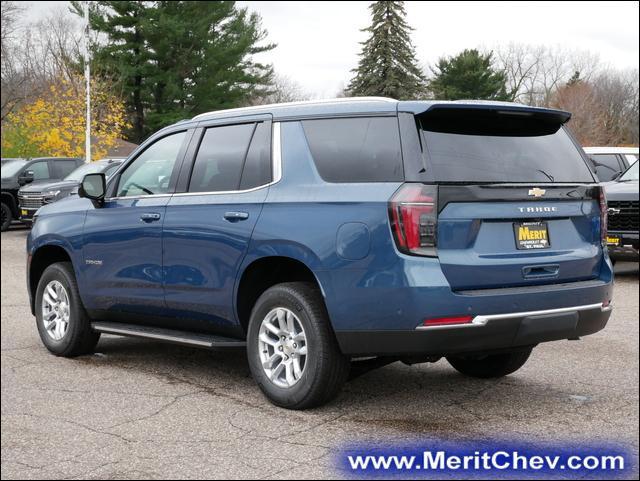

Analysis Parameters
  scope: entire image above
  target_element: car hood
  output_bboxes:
[604,180,639,202]
[19,180,79,193]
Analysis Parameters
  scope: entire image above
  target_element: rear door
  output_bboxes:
[402,108,602,291]
[162,116,273,333]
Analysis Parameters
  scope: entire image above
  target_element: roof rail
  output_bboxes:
[192,96,397,121]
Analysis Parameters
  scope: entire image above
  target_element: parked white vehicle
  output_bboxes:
[583,146,639,181]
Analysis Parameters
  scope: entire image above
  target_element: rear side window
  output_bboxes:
[189,123,255,192]
[418,112,595,183]
[302,117,403,182]
[55,160,79,178]
[239,122,272,190]
[590,154,623,181]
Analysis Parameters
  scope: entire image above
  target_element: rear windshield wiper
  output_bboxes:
[536,169,555,182]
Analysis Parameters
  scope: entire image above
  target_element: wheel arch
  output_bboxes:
[1,192,18,215]
[235,255,330,335]
[29,243,74,314]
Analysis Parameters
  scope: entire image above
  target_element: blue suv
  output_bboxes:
[27,98,614,409]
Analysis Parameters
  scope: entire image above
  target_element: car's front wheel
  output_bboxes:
[35,262,100,357]
[446,348,533,378]
[247,282,350,410]
[1,202,12,232]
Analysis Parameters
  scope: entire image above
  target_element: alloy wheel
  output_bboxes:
[258,307,308,388]
[41,280,71,341]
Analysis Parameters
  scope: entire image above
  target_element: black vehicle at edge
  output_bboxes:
[604,161,639,262]
[18,158,124,224]
[1,157,83,231]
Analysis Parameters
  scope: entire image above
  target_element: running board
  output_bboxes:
[91,322,246,349]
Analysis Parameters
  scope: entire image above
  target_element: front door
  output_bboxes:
[81,130,190,316]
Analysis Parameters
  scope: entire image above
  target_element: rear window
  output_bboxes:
[302,117,403,182]
[419,113,595,183]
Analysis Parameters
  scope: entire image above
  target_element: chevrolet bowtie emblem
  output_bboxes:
[528,188,546,198]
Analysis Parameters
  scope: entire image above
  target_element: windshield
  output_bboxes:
[1,160,26,178]
[64,162,105,181]
[619,161,639,182]
[419,115,595,183]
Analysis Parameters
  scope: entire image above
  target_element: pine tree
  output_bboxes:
[74,1,275,142]
[429,49,509,101]
[347,1,425,99]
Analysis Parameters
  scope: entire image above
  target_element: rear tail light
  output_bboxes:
[389,183,438,257]
[599,186,607,246]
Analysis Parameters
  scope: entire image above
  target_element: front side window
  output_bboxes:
[188,123,255,193]
[116,131,186,197]
[620,161,639,182]
[29,161,50,180]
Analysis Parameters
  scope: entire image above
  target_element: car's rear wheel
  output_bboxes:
[446,348,533,378]
[247,282,350,410]
[1,202,11,232]
[35,262,100,357]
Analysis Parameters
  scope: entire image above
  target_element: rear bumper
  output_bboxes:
[607,231,639,261]
[336,302,612,356]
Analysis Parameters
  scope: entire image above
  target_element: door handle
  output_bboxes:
[522,264,559,279]
[224,211,249,222]
[140,212,161,222]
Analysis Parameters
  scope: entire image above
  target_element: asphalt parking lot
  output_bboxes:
[1,225,638,479]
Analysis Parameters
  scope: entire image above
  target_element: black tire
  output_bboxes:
[35,262,100,357]
[446,348,533,379]
[247,282,350,410]
[1,202,11,232]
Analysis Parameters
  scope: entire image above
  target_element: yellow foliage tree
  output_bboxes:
[2,74,130,159]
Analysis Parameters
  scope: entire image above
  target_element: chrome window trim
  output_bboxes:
[171,121,282,198]
[415,302,611,331]
[105,122,282,201]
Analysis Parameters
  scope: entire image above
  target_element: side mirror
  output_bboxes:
[78,173,106,204]
[18,170,35,185]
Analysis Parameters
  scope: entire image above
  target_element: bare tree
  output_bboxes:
[249,73,310,106]
[1,5,82,120]
[493,43,600,107]
[552,81,607,145]
[592,69,639,145]
[551,69,639,146]
[1,1,26,120]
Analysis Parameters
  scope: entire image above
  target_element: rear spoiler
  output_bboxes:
[401,101,572,125]
[410,103,572,137]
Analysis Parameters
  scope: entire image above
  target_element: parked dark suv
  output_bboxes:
[1,157,83,231]
[18,158,124,224]
[27,99,613,409]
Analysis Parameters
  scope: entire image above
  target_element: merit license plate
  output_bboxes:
[514,221,550,250]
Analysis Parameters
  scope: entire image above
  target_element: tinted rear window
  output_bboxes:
[419,114,595,183]
[302,117,403,182]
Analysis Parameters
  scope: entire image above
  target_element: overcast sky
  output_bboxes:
[20,1,640,98]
